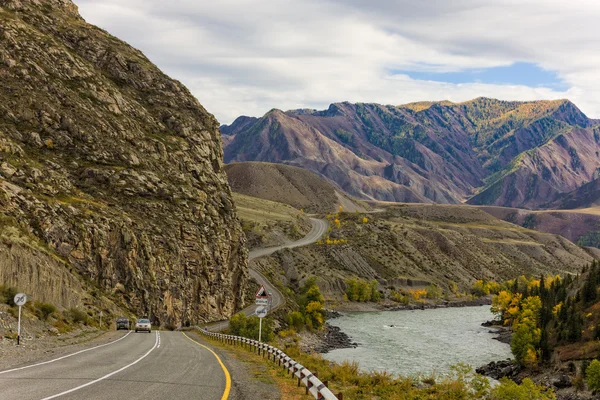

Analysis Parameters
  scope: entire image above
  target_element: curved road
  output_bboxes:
[0,219,327,399]
[207,218,328,331]
[0,331,229,400]
[0,218,328,399]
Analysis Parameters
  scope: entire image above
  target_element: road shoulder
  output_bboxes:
[184,331,282,400]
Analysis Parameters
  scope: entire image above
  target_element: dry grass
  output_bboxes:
[233,193,300,224]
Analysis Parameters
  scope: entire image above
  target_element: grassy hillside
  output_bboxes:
[225,162,367,213]
[250,203,599,304]
[232,192,311,249]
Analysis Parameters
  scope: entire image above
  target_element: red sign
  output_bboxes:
[255,285,269,298]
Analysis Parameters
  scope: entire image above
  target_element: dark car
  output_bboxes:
[116,318,130,330]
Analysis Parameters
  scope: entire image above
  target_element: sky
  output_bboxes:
[76,0,600,125]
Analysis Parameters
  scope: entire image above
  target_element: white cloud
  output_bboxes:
[75,0,600,124]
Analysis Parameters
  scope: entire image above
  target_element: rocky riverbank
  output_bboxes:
[383,296,492,312]
[298,310,357,354]
[482,320,512,344]
[332,296,492,313]
[299,323,358,354]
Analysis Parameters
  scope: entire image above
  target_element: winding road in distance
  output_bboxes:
[207,217,329,332]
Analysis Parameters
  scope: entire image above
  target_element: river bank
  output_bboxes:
[301,300,498,355]
[331,296,492,313]
[317,305,511,376]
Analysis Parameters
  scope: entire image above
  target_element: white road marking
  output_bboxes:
[157,331,161,348]
[0,331,132,375]
[40,331,159,400]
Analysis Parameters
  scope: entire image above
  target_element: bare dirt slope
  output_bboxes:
[479,206,600,248]
[225,162,366,213]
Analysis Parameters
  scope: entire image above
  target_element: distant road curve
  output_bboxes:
[208,218,328,331]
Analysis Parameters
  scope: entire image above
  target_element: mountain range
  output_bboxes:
[222,98,600,209]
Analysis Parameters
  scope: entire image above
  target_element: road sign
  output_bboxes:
[255,306,268,343]
[255,285,268,298]
[255,298,269,306]
[14,293,26,345]
[14,293,26,306]
[255,306,268,318]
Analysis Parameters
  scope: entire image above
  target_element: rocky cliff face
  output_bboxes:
[0,0,247,325]
[223,98,599,209]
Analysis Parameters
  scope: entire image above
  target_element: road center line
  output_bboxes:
[0,331,132,375]
[40,331,159,400]
[182,332,231,400]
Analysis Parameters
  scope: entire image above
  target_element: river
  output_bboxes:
[323,305,512,376]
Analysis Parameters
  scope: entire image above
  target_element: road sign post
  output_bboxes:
[14,293,27,345]
[255,285,270,342]
[255,306,268,342]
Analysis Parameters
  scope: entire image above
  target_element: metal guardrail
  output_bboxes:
[198,329,342,400]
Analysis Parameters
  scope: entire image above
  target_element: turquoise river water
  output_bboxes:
[323,305,512,376]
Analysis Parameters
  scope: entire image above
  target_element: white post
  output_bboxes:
[259,317,262,343]
[17,305,22,345]
[99,311,103,328]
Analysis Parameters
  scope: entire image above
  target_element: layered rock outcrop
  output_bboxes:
[0,0,247,325]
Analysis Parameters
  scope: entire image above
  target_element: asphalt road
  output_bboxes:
[0,331,229,400]
[0,219,328,398]
[207,217,328,331]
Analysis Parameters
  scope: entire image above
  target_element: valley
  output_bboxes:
[2,0,600,399]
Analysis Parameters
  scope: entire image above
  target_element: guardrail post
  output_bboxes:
[307,372,317,395]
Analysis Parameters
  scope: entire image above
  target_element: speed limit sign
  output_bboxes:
[14,293,27,345]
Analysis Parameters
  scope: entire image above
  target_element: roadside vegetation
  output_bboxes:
[205,327,555,399]
[0,284,102,338]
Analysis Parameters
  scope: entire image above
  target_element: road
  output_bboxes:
[207,217,328,331]
[0,331,230,400]
[0,218,328,399]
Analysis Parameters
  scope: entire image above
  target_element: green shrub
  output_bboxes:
[426,284,443,299]
[286,311,305,331]
[298,277,326,331]
[345,278,380,302]
[586,359,600,393]
[69,308,88,324]
[0,285,18,306]
[228,312,273,342]
[491,377,555,399]
[35,302,57,320]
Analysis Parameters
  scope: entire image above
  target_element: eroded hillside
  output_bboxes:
[0,0,246,325]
